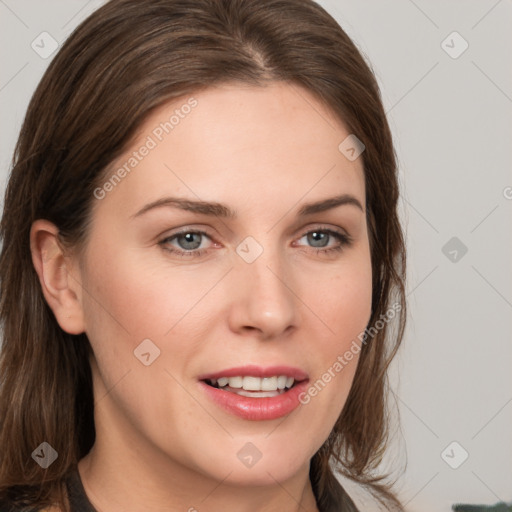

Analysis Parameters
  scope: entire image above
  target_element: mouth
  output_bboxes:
[197,365,309,420]
[203,375,300,398]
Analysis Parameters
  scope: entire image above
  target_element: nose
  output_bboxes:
[227,241,298,340]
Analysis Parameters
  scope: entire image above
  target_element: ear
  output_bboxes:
[30,219,86,335]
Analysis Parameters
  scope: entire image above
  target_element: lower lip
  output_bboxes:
[199,380,309,421]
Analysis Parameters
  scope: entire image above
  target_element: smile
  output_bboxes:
[198,365,309,420]
[205,375,296,397]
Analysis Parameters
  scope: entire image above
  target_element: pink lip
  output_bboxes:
[199,379,310,421]
[197,365,309,421]
[197,365,309,381]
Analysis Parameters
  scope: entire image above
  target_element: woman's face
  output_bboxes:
[75,82,372,486]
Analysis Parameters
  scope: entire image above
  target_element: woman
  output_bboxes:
[0,0,407,510]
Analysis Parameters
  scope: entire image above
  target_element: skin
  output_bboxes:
[30,82,372,512]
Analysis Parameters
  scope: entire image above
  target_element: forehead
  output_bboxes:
[94,82,365,221]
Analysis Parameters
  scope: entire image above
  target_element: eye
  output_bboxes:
[159,226,352,259]
[295,228,352,256]
[159,230,213,258]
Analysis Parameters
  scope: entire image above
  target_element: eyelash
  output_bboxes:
[159,227,352,259]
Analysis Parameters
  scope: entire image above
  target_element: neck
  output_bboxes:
[78,396,319,512]
[78,447,319,512]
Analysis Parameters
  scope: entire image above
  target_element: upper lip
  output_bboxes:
[198,365,309,381]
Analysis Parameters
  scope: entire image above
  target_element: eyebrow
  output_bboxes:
[130,193,364,220]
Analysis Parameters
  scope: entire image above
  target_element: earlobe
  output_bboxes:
[29,219,86,335]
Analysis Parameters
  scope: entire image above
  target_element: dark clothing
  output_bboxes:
[64,469,97,511]
[0,467,360,511]
[0,468,96,512]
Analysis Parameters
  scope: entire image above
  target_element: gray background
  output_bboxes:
[1,1,511,510]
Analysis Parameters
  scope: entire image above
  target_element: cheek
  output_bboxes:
[82,244,223,338]
[79,244,230,398]
[295,252,372,433]
[315,255,373,345]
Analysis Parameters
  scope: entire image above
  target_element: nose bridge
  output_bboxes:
[229,234,297,337]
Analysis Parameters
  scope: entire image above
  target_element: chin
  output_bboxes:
[219,462,306,487]
[195,442,312,486]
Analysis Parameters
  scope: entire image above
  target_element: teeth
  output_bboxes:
[209,375,296,391]
[261,376,277,391]
[228,376,243,388]
[242,376,260,391]
[234,389,282,398]
[217,377,228,387]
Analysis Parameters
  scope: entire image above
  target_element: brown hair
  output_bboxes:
[0,0,406,510]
